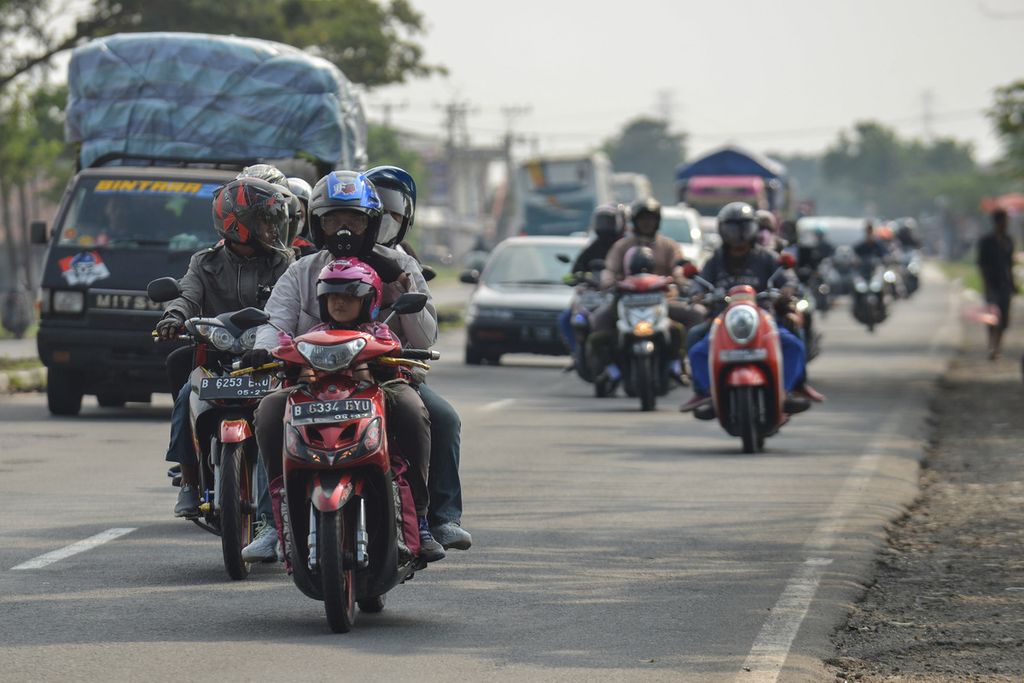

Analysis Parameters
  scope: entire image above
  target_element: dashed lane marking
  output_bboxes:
[10,528,137,570]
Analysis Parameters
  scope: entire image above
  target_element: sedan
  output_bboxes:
[460,236,586,365]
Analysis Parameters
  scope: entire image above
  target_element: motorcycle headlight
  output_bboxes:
[870,278,883,292]
[855,280,869,293]
[196,324,236,351]
[724,305,759,345]
[624,304,663,327]
[883,270,897,284]
[240,327,257,351]
[297,338,367,372]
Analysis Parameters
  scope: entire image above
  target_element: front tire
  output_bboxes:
[46,368,83,416]
[320,508,356,633]
[635,356,656,412]
[219,442,254,581]
[736,386,759,454]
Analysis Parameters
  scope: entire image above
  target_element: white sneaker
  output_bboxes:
[241,516,278,563]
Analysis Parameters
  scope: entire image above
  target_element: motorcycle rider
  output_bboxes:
[558,204,626,356]
[853,221,889,262]
[363,165,471,551]
[247,170,449,564]
[589,197,695,389]
[286,176,317,258]
[678,202,810,413]
[755,209,785,253]
[155,176,293,519]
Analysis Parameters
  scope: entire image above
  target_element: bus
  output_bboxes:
[516,153,613,236]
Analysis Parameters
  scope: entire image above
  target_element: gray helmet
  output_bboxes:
[717,202,758,248]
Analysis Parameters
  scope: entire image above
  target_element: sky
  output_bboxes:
[373,0,1024,163]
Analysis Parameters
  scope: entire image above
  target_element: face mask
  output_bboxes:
[325,229,365,257]
[378,213,402,246]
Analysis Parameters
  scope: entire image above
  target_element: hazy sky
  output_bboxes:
[374,0,1024,162]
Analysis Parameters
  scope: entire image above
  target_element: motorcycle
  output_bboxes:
[684,256,807,453]
[608,271,675,410]
[148,277,271,580]
[564,261,612,384]
[851,258,889,332]
[899,248,922,297]
[235,293,437,633]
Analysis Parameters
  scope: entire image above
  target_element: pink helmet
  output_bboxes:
[316,258,383,326]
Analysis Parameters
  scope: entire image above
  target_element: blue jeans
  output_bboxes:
[165,379,271,520]
[688,325,805,396]
[558,308,575,353]
[415,382,463,526]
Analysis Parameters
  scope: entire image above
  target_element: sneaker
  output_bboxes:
[174,484,200,517]
[241,516,279,563]
[791,383,826,403]
[418,517,445,563]
[679,393,711,412]
[431,521,472,550]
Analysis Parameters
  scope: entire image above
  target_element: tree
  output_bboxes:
[603,118,687,203]
[989,79,1024,178]
[0,0,444,92]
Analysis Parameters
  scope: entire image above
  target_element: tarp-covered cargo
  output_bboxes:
[66,32,366,170]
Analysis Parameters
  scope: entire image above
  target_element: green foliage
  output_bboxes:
[989,79,1024,178]
[603,118,687,203]
[0,83,73,199]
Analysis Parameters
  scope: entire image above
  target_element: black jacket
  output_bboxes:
[694,246,794,294]
[977,231,1016,293]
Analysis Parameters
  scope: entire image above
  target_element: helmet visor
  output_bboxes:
[321,210,369,234]
[378,212,404,245]
[316,279,376,300]
[719,220,757,247]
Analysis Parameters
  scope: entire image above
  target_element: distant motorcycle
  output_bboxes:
[565,260,612,384]
[148,277,270,580]
[608,271,675,410]
[851,259,889,332]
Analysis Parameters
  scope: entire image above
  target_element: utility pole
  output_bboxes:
[375,100,408,129]
[656,89,674,124]
[436,99,475,212]
[921,89,935,140]
[499,105,532,241]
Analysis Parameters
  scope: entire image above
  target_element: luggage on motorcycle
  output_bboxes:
[390,458,421,560]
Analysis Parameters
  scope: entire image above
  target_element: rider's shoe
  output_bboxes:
[431,521,472,550]
[791,382,826,403]
[679,392,711,412]
[174,484,200,517]
[241,515,279,563]
[783,394,812,414]
[418,517,446,563]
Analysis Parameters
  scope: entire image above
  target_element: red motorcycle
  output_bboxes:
[684,256,806,453]
[608,272,676,410]
[234,293,435,633]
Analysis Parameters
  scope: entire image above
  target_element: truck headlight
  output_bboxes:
[52,290,84,313]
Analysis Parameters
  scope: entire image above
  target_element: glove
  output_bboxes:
[363,250,406,284]
[240,348,272,369]
[155,312,184,341]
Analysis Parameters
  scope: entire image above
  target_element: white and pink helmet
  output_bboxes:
[316,258,383,326]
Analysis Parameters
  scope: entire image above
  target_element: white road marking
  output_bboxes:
[480,398,516,412]
[739,558,833,681]
[11,528,136,570]
[738,278,960,681]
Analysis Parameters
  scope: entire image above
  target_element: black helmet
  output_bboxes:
[237,164,288,188]
[364,166,416,248]
[212,177,289,253]
[285,177,312,244]
[624,245,657,276]
[591,204,625,242]
[630,197,662,230]
[717,202,758,249]
[308,171,383,258]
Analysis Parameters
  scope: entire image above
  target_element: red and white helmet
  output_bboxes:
[316,258,383,326]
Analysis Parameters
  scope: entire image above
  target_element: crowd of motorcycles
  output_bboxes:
[563,222,925,452]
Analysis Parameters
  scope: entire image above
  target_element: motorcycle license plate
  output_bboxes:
[523,326,553,341]
[718,348,768,362]
[291,399,373,426]
[198,375,272,400]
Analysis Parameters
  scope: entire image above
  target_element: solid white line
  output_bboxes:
[11,528,136,570]
[480,398,516,412]
[739,558,833,681]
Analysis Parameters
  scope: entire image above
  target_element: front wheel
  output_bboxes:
[736,386,759,454]
[635,356,656,412]
[46,369,83,416]
[219,442,255,581]
[320,508,356,633]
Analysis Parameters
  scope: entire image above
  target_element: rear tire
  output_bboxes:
[358,593,387,613]
[321,508,356,633]
[737,386,759,454]
[46,369,83,416]
[219,442,254,581]
[465,345,483,366]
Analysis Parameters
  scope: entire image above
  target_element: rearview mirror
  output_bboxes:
[682,263,699,279]
[555,253,571,264]
[230,307,270,330]
[147,277,182,303]
[390,291,428,315]
[421,265,437,282]
[30,221,49,244]
[459,269,480,285]
[779,252,797,269]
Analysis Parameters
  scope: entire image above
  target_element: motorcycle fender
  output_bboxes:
[312,473,356,512]
[632,340,655,356]
[725,365,767,387]
[219,419,252,444]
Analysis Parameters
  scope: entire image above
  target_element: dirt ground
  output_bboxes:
[827,325,1024,681]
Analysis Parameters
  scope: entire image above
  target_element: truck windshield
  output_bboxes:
[57,177,222,251]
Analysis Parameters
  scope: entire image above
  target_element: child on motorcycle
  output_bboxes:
[255,258,445,565]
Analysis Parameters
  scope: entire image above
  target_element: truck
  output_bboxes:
[32,32,366,415]
[516,152,614,236]
[675,146,793,229]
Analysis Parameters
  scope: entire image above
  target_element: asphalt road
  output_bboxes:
[0,267,958,682]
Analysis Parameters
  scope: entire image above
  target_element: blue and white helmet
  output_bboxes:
[308,171,382,257]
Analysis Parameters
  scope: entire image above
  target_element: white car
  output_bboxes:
[659,204,706,266]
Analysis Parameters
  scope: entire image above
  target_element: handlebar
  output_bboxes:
[401,348,440,361]
[229,361,284,377]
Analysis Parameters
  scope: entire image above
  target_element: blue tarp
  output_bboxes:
[675,146,787,182]
[66,32,366,169]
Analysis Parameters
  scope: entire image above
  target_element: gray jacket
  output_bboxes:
[165,244,293,320]
[254,246,438,351]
